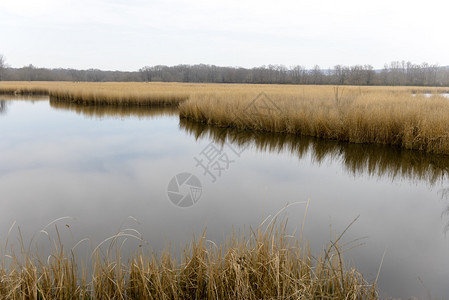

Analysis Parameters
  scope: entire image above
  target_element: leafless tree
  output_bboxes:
[1,58,448,86]
[0,54,6,81]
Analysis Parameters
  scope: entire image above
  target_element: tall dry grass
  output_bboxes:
[178,85,449,155]
[2,82,449,154]
[0,82,195,106]
[0,217,378,299]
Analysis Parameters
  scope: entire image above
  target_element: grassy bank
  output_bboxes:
[178,85,449,155]
[0,219,377,299]
[2,82,449,154]
[0,82,193,106]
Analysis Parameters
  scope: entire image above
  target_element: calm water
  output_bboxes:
[412,92,449,98]
[1,97,449,298]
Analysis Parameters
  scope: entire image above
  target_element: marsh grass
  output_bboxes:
[3,82,449,154]
[48,90,186,107]
[0,82,193,107]
[178,85,449,155]
[0,84,48,96]
[0,216,378,299]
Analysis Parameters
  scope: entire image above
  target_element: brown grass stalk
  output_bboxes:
[0,218,378,299]
[178,85,449,155]
[2,82,449,154]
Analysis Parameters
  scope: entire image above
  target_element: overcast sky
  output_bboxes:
[1,0,448,71]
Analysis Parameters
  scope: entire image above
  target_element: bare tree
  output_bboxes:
[333,65,347,84]
[310,65,323,84]
[363,65,375,85]
[139,66,152,82]
[290,65,305,84]
[0,54,5,81]
[1,57,448,85]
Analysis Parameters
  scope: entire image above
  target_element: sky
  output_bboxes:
[0,0,448,71]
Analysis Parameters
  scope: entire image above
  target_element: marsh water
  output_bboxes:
[1,97,449,298]
[412,92,449,98]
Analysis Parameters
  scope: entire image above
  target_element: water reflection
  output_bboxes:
[180,118,449,186]
[2,98,449,297]
[0,95,49,102]
[0,100,6,115]
[0,96,50,115]
[412,93,449,98]
[180,118,449,234]
[49,98,178,119]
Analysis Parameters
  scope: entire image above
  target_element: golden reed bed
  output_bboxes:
[0,218,378,299]
[0,82,192,106]
[1,82,449,154]
[178,86,449,155]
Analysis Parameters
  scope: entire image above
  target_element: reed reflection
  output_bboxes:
[0,100,7,115]
[180,118,449,232]
[0,95,49,102]
[49,98,178,119]
[180,118,449,185]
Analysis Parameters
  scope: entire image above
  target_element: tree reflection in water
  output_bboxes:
[0,100,7,114]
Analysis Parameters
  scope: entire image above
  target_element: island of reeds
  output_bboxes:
[1,82,449,154]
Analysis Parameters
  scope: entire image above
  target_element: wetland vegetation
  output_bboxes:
[2,82,449,154]
[0,218,378,299]
[1,82,449,298]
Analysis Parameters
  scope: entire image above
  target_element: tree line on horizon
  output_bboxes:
[0,55,448,86]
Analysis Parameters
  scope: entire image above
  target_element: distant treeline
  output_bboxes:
[1,61,449,86]
[139,62,449,86]
[0,65,141,82]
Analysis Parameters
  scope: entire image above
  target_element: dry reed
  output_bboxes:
[2,82,449,154]
[0,82,194,107]
[0,218,378,299]
[178,85,449,155]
